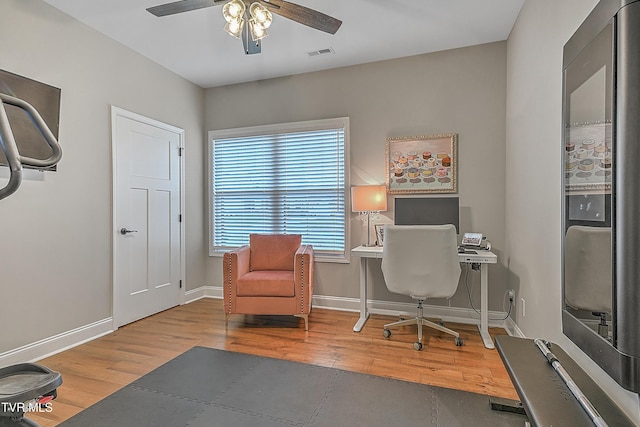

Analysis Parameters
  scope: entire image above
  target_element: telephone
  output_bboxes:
[461,233,483,247]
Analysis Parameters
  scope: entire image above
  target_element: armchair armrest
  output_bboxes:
[223,245,250,313]
[294,245,314,313]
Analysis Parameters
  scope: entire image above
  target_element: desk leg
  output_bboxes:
[478,264,495,349]
[353,257,370,332]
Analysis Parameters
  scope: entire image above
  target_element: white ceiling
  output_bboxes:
[41,0,524,89]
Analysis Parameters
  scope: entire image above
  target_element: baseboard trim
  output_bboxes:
[185,286,210,303]
[187,286,513,330]
[2,286,522,368]
[0,318,114,367]
[503,317,526,338]
[186,286,220,303]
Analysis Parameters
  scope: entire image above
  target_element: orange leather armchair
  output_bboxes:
[223,234,314,330]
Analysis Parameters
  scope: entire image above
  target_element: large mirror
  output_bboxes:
[563,19,613,342]
[562,0,640,393]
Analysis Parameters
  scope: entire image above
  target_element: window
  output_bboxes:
[208,117,349,262]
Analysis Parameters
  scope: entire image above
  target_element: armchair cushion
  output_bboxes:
[237,270,295,297]
[250,234,302,271]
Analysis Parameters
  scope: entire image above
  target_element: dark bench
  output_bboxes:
[495,335,634,426]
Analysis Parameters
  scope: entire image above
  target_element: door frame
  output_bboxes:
[110,106,186,328]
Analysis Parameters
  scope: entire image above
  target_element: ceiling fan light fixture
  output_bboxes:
[249,20,268,41]
[249,2,273,29]
[222,0,245,23]
[224,17,245,38]
[149,0,343,55]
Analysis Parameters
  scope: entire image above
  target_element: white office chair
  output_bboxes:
[381,224,463,350]
[564,225,612,338]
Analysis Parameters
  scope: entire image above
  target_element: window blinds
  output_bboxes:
[210,123,346,257]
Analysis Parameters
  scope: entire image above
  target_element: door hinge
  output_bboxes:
[178,147,184,156]
[179,279,183,289]
[179,214,182,222]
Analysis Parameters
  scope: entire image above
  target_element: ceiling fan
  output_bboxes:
[147,0,342,55]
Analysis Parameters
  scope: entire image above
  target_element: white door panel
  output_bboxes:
[130,131,172,180]
[153,189,172,289]
[129,187,149,296]
[113,107,183,327]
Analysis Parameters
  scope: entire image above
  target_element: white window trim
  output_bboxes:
[207,117,351,263]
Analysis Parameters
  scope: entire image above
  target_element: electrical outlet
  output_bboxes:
[520,298,526,317]
[507,289,515,302]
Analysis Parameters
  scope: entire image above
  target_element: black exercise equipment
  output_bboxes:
[1,92,64,426]
[0,363,62,426]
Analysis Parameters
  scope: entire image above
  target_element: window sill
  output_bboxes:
[209,250,349,264]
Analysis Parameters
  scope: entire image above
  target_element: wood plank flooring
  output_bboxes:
[28,298,518,426]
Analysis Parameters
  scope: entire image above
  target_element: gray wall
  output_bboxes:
[506,0,638,421]
[0,0,206,352]
[2,0,638,422]
[204,42,509,312]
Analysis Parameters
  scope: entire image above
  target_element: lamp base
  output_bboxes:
[357,211,383,247]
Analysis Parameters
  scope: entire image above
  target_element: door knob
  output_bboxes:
[120,228,138,235]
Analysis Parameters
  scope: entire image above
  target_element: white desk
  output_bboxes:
[351,245,498,349]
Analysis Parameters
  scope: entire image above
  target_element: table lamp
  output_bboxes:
[351,185,387,246]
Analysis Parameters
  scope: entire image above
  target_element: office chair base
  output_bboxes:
[383,308,463,350]
[382,329,425,350]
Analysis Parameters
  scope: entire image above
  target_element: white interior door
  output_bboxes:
[112,107,183,327]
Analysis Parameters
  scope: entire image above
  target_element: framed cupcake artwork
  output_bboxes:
[386,133,457,194]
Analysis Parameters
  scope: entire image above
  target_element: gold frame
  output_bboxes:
[386,133,457,194]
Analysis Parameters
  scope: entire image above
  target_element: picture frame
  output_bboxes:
[374,224,385,247]
[386,133,457,194]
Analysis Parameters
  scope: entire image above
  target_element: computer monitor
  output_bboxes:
[394,197,459,233]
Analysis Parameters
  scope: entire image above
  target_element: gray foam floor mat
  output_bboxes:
[59,346,528,426]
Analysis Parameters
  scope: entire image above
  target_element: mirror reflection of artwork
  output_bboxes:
[0,69,61,170]
[564,225,612,340]
[565,122,612,193]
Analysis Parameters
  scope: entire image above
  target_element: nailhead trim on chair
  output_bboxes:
[298,245,311,314]
[224,253,232,314]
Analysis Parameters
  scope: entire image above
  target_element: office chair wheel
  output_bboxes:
[413,342,423,351]
[455,337,464,346]
[383,329,392,338]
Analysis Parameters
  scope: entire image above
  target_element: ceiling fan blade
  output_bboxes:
[262,0,342,35]
[146,0,226,17]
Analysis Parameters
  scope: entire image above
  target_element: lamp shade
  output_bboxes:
[351,185,387,212]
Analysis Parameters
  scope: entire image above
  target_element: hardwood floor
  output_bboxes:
[28,298,518,426]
